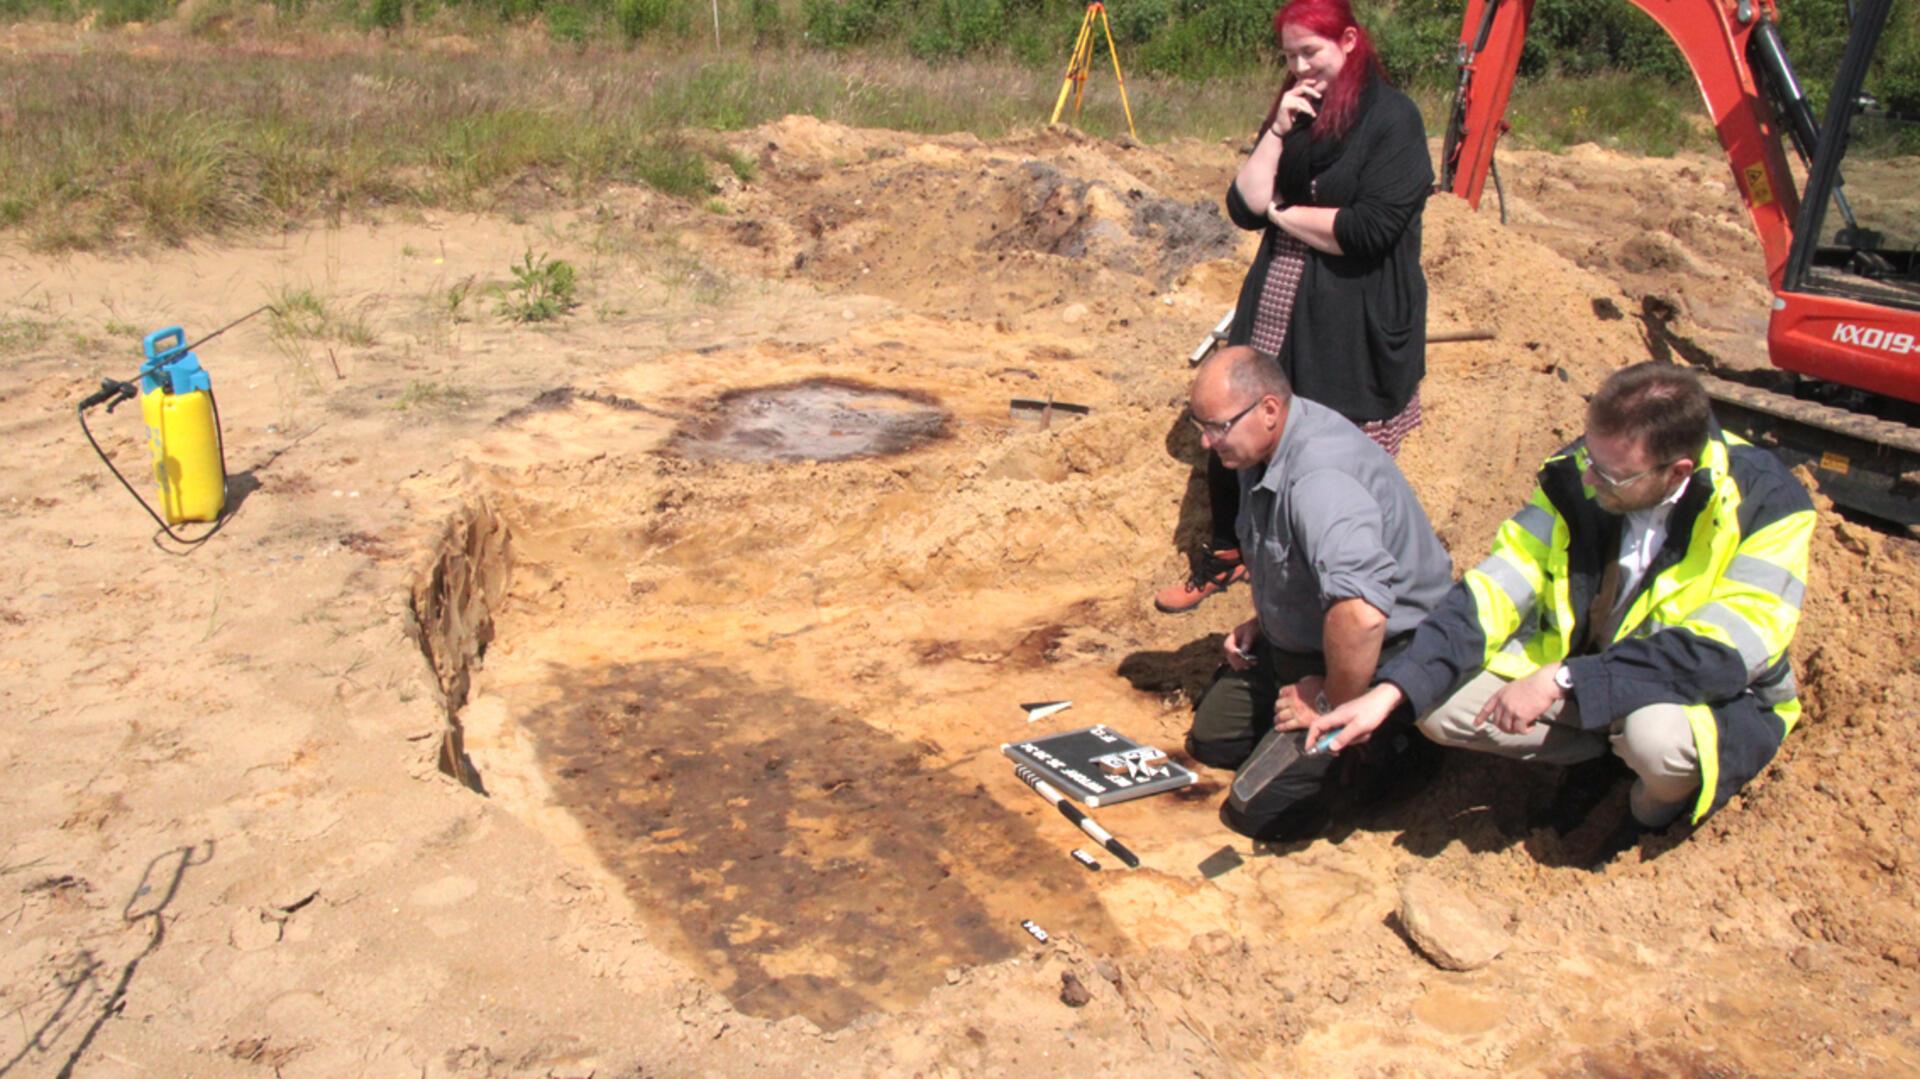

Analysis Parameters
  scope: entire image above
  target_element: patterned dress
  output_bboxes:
[1247,216,1423,457]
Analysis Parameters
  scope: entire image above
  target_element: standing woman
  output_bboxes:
[1155,0,1432,613]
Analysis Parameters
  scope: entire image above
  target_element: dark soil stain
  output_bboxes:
[496,386,678,425]
[521,661,1120,1030]
[1007,624,1069,667]
[1560,1045,1753,1079]
[669,378,949,463]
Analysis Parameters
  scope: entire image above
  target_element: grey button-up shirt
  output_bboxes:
[1236,397,1453,654]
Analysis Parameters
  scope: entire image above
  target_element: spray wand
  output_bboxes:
[77,305,274,546]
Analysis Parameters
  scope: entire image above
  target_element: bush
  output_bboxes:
[615,0,672,41]
[802,0,901,48]
[1363,0,1459,87]
[362,0,404,30]
[1869,6,1920,117]
[545,0,590,40]
[1106,0,1170,46]
[497,249,579,323]
[1127,0,1277,79]
[629,139,710,196]
[906,0,1002,58]
[1523,0,1686,79]
[745,0,785,43]
[96,0,175,26]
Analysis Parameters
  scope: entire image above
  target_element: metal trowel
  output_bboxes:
[1008,395,1090,428]
[1226,727,1339,812]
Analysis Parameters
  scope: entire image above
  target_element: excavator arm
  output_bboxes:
[1441,0,1803,289]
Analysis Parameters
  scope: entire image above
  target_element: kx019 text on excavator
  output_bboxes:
[1442,0,1920,526]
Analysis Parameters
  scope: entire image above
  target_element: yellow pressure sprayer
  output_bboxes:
[78,308,267,543]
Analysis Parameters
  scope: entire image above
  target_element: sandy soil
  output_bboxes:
[4,108,1918,1077]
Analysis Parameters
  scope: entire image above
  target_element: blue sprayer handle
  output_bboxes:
[143,326,187,364]
[138,326,209,396]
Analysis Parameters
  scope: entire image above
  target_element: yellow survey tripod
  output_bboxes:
[1049,1,1137,140]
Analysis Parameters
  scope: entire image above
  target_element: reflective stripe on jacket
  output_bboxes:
[1379,424,1815,822]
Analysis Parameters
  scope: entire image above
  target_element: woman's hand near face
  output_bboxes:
[1275,79,1324,134]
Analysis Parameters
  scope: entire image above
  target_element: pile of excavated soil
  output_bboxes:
[3,110,1916,1076]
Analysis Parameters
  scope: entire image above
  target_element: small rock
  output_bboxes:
[1094,959,1120,985]
[1059,971,1092,1008]
[1190,929,1237,957]
[945,967,962,985]
[1324,977,1351,1004]
[1398,873,1512,972]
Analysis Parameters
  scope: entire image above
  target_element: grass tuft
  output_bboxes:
[394,379,478,413]
[0,316,59,355]
[269,284,377,346]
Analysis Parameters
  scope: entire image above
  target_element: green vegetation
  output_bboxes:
[0,45,1282,250]
[441,275,477,321]
[393,379,478,412]
[269,285,378,345]
[0,315,58,354]
[496,250,580,322]
[2,0,1911,249]
[1503,73,1699,157]
[720,147,759,183]
[4,0,1905,86]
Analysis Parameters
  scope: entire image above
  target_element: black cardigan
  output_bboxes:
[1225,81,1432,422]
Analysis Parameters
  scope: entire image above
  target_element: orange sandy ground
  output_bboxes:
[3,108,1917,1076]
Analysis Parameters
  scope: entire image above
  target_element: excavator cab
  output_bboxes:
[1751,0,1920,525]
[1778,0,1920,341]
[1784,0,1918,305]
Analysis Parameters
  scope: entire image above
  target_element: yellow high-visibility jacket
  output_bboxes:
[1379,424,1815,822]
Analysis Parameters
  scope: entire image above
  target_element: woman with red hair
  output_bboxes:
[1155,0,1433,614]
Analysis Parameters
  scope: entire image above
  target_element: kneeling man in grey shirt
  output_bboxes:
[1181,345,1453,840]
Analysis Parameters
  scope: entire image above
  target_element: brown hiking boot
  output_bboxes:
[1154,547,1249,613]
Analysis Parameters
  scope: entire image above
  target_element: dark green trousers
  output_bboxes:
[1187,641,1328,768]
[1186,635,1413,840]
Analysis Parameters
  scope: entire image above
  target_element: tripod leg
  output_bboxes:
[1070,25,1094,120]
[1050,10,1096,125]
[1098,8,1138,139]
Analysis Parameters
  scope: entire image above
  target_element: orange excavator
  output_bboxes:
[1442,0,1920,525]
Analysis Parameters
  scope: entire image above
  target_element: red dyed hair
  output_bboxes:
[1263,0,1387,141]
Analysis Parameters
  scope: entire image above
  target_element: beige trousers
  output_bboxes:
[1416,669,1701,827]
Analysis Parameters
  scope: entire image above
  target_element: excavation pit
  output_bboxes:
[405,333,1310,1033]
[671,378,950,462]
[409,429,1146,1031]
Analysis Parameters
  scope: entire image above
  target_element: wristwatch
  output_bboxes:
[1552,665,1574,693]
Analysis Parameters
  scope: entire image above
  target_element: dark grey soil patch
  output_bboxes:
[521,661,1120,1030]
[670,378,949,463]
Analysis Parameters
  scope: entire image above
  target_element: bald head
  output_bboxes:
[1190,345,1292,468]
[1196,345,1293,406]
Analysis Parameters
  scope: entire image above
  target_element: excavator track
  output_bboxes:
[1701,372,1920,527]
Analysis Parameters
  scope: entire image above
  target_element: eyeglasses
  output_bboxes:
[1189,399,1262,440]
[1585,457,1668,489]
